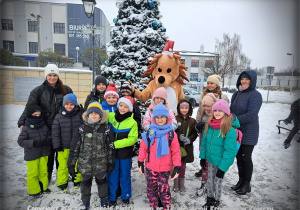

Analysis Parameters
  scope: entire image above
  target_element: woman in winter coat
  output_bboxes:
[18,64,72,182]
[174,99,197,192]
[196,74,229,122]
[230,70,262,195]
[84,75,108,110]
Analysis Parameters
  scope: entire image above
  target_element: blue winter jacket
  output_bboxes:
[230,70,262,145]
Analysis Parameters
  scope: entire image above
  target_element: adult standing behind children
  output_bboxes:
[84,75,107,110]
[68,102,115,209]
[196,74,229,122]
[51,93,83,192]
[18,64,72,183]
[230,70,262,195]
[18,104,52,198]
[174,99,197,192]
[101,83,119,113]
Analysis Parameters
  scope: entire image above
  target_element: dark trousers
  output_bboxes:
[287,118,299,141]
[47,148,59,174]
[81,172,108,203]
[236,144,255,181]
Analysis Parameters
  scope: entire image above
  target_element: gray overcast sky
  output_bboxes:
[44,0,299,71]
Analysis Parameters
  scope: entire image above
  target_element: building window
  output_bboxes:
[28,21,37,32]
[2,19,13,30]
[191,59,199,67]
[205,59,214,69]
[54,23,65,34]
[29,42,38,54]
[3,40,14,52]
[54,43,65,55]
[190,73,198,81]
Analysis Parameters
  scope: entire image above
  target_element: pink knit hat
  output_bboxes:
[104,83,119,100]
[202,93,217,107]
[152,87,167,102]
[211,99,230,116]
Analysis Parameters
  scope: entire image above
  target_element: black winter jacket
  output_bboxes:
[18,123,51,161]
[84,88,105,111]
[18,81,72,129]
[51,107,83,149]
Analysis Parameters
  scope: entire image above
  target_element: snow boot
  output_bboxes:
[122,199,130,207]
[195,169,202,177]
[231,178,243,191]
[179,178,186,192]
[196,181,206,196]
[58,183,68,192]
[173,178,179,192]
[283,139,291,149]
[74,181,81,189]
[100,197,109,208]
[236,181,251,195]
[212,199,220,208]
[29,192,42,198]
[109,201,117,208]
[43,188,51,194]
[202,196,214,209]
[79,202,90,210]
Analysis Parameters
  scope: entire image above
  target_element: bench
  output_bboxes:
[276,120,300,134]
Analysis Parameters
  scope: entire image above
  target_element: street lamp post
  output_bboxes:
[30,13,42,53]
[82,0,96,84]
[287,53,294,95]
[76,47,79,63]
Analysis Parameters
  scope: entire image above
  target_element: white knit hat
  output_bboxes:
[207,74,221,86]
[44,64,59,78]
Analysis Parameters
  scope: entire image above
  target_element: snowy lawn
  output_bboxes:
[0,89,299,209]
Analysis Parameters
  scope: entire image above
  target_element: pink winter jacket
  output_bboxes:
[142,102,178,131]
[138,129,181,172]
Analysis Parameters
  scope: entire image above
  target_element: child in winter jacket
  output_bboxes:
[51,93,83,191]
[101,83,119,113]
[84,75,108,110]
[107,96,138,207]
[143,87,177,131]
[200,99,239,208]
[67,102,115,209]
[18,104,52,198]
[138,102,181,210]
[174,99,197,192]
[195,93,217,196]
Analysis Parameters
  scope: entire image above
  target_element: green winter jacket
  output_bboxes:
[108,112,138,159]
[200,115,240,172]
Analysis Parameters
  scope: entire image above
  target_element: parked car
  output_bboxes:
[182,86,201,108]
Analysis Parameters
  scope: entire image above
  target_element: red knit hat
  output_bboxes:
[104,83,119,100]
[118,96,135,112]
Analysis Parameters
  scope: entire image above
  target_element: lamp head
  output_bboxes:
[82,0,96,18]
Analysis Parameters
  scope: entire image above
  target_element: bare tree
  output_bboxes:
[255,67,266,76]
[202,33,251,87]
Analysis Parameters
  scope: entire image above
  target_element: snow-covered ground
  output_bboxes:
[0,89,299,210]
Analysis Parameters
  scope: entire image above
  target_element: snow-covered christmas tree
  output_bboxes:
[101,0,167,90]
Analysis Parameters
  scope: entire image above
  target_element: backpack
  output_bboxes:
[145,130,174,162]
[235,129,243,154]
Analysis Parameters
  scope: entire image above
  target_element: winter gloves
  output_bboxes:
[107,164,115,174]
[216,169,225,179]
[138,161,145,174]
[170,166,180,179]
[283,116,292,125]
[283,139,291,149]
[196,121,205,133]
[68,165,76,178]
[179,134,191,145]
[200,159,206,170]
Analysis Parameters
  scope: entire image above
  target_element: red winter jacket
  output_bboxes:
[138,128,181,172]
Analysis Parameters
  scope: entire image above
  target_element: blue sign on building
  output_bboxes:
[197,79,201,82]
[67,4,104,62]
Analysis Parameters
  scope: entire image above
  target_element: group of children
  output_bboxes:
[18,75,241,209]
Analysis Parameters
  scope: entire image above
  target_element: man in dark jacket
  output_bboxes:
[283,98,300,149]
[230,70,262,195]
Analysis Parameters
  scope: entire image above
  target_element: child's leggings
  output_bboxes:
[202,160,208,181]
[26,156,48,195]
[207,162,223,201]
[179,161,186,178]
[146,168,171,210]
[57,149,82,186]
